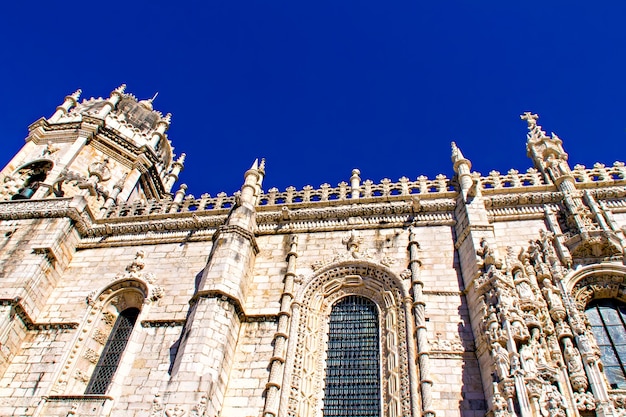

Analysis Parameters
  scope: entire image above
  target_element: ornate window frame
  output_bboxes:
[50,277,154,396]
[281,261,413,417]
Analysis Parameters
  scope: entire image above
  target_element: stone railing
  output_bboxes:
[103,192,237,218]
[258,174,455,206]
[572,162,626,184]
[100,162,626,220]
[103,174,457,219]
[477,168,547,191]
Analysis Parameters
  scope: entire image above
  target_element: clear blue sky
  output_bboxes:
[1,2,624,197]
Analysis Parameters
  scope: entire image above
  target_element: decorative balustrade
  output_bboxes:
[257,174,456,206]
[103,192,237,219]
[572,162,626,184]
[101,162,626,219]
[477,168,546,190]
[103,175,456,219]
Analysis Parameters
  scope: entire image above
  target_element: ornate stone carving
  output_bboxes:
[150,394,164,417]
[539,384,567,417]
[190,395,207,417]
[92,328,107,345]
[492,342,510,381]
[399,269,412,280]
[83,348,99,364]
[287,263,410,417]
[491,383,512,417]
[88,158,112,183]
[102,311,116,326]
[74,369,89,383]
[429,332,463,352]
[165,405,186,417]
[573,390,596,411]
[99,251,164,303]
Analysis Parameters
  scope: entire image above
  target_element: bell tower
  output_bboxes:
[0,85,184,216]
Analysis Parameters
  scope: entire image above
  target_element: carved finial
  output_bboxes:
[149,92,159,103]
[70,89,82,100]
[163,112,172,124]
[114,84,127,94]
[521,111,550,143]
[124,250,146,278]
[451,141,466,162]
[259,158,266,173]
[176,153,186,166]
[520,112,539,128]
[451,142,472,180]
[114,173,128,190]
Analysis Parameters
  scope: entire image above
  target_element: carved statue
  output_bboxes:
[486,307,500,340]
[520,343,537,375]
[542,279,564,309]
[530,328,549,367]
[540,384,567,417]
[478,237,503,269]
[492,342,511,380]
[516,280,534,299]
[563,338,584,374]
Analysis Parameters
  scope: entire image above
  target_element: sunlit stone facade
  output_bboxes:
[0,87,625,417]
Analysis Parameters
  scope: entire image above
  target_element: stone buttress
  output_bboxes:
[163,160,264,416]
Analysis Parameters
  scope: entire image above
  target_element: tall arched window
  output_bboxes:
[323,295,381,417]
[85,307,140,394]
[586,300,626,389]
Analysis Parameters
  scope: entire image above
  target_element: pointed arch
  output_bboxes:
[282,260,413,417]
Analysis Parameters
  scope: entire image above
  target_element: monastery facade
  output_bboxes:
[0,86,625,417]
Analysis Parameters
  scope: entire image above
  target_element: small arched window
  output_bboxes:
[85,307,140,395]
[585,300,626,389]
[323,295,381,417]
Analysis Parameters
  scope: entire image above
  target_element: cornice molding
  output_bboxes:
[0,298,79,331]
[3,185,625,248]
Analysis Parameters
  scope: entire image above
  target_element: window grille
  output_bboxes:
[85,307,139,395]
[586,300,626,389]
[323,295,380,417]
